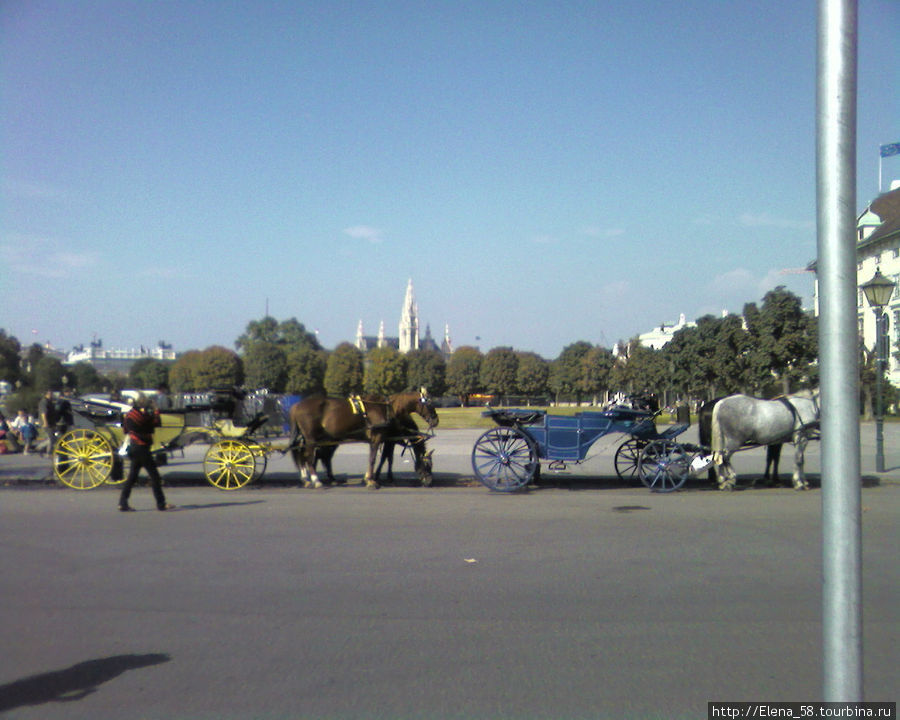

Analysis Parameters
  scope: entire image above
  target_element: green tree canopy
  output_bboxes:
[69,361,105,393]
[405,348,447,396]
[446,346,483,405]
[578,346,615,403]
[480,346,519,399]
[169,350,203,392]
[236,316,321,352]
[743,287,817,395]
[324,343,364,396]
[515,352,549,397]
[364,346,408,395]
[0,330,22,384]
[129,358,170,390]
[285,346,327,396]
[242,342,287,391]
[32,355,66,392]
[195,346,244,390]
[549,341,593,403]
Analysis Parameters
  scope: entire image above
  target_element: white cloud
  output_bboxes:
[343,225,384,243]
[738,212,814,230]
[712,268,757,295]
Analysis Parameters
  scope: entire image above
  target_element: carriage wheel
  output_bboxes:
[614,438,645,482]
[54,429,114,490]
[244,440,269,482]
[204,439,258,490]
[637,439,690,492]
[471,426,538,492]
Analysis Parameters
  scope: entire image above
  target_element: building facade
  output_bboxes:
[812,184,900,386]
[356,279,453,357]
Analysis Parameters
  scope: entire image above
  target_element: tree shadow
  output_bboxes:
[0,653,171,712]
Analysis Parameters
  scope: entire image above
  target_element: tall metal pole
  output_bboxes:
[816,0,863,701]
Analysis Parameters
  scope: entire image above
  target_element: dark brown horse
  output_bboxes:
[288,390,438,489]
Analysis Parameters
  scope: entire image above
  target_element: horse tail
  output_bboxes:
[710,401,727,461]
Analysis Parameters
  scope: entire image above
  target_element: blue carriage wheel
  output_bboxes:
[614,438,644,482]
[471,426,537,492]
[637,439,690,493]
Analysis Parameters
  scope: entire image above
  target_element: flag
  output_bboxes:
[880,142,900,158]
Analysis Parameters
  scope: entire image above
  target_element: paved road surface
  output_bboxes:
[0,423,897,719]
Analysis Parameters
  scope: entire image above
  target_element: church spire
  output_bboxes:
[399,278,419,353]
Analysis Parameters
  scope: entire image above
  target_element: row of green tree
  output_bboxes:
[1,288,894,414]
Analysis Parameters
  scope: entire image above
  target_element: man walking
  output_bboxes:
[118,394,175,512]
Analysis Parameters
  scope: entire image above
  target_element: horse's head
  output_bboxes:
[415,387,439,429]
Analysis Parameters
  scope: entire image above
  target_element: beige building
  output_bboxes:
[812,183,900,386]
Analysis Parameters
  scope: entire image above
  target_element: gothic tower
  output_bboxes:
[398,278,419,353]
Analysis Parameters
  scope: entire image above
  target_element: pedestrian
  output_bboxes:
[55,387,74,438]
[38,389,59,455]
[0,412,11,454]
[118,393,175,512]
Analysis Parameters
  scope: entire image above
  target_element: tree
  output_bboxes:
[129,358,170,390]
[446,346,483,405]
[516,352,549,398]
[364,346,408,395]
[169,350,203,392]
[242,342,287,391]
[235,316,321,352]
[480,347,519,400]
[549,341,592,404]
[578,346,614,404]
[194,346,243,389]
[0,330,21,384]
[32,355,66,392]
[744,288,818,395]
[405,348,447,396]
[285,346,327,396]
[69,361,105,393]
[324,343,364,396]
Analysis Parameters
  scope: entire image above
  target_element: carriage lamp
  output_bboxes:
[861,268,896,473]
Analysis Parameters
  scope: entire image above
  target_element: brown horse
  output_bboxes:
[288,390,438,489]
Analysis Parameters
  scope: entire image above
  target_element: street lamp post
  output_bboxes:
[860,268,896,473]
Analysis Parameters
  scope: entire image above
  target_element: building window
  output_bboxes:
[858,314,865,338]
[894,309,900,345]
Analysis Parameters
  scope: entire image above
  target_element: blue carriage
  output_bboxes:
[472,407,694,493]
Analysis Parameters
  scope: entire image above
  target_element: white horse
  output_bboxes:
[711,390,819,491]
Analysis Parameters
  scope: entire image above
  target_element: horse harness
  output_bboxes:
[775,395,821,443]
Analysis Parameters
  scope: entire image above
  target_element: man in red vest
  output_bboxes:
[118,393,175,512]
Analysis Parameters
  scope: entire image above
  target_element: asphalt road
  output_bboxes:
[0,425,897,719]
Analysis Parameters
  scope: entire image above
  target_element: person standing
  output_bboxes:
[38,390,59,455]
[118,393,175,512]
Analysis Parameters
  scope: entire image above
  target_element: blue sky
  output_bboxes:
[2,1,898,360]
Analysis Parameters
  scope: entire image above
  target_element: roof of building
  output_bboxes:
[860,186,900,249]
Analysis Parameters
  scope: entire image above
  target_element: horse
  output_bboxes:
[710,390,819,491]
[372,414,435,486]
[313,417,435,486]
[698,399,783,486]
[288,390,438,489]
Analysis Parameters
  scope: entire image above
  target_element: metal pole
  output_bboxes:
[875,309,885,472]
[816,0,863,701]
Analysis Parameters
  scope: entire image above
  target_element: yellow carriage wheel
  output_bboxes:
[204,439,257,490]
[54,429,114,490]
[244,440,268,482]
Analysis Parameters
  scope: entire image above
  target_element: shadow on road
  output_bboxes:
[0,653,171,712]
[175,500,267,511]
